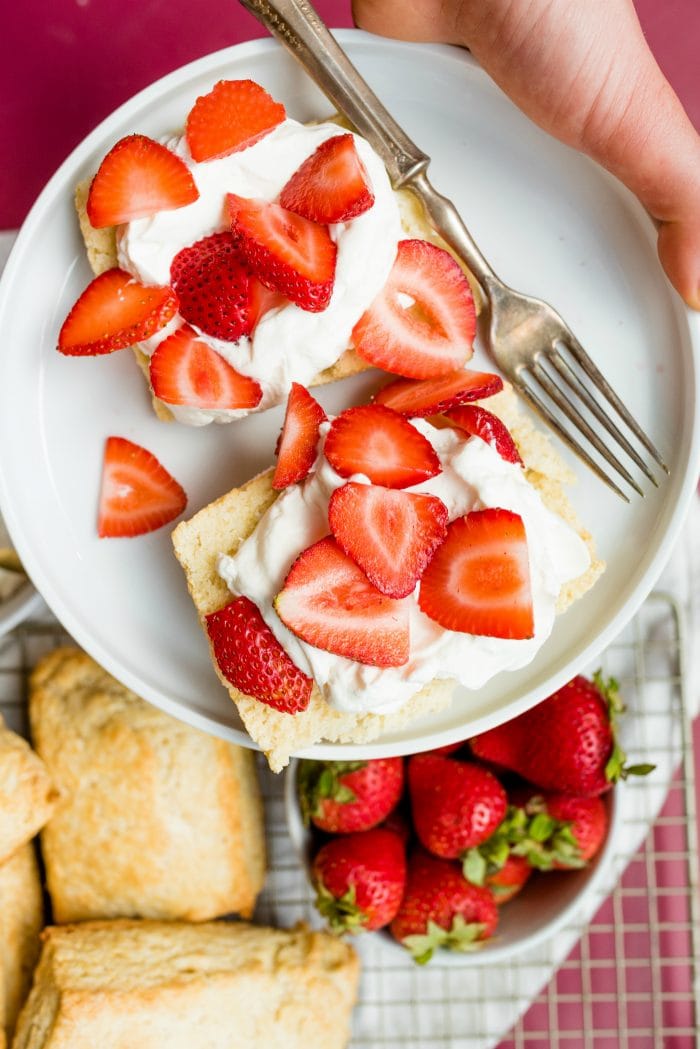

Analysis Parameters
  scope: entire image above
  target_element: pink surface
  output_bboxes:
[1,0,698,229]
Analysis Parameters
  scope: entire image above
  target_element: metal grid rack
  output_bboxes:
[1,593,697,1049]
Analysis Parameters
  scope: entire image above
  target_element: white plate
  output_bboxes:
[0,34,698,757]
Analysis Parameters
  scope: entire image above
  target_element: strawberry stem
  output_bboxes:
[314,882,367,934]
[297,759,365,824]
[401,916,488,965]
[593,670,656,784]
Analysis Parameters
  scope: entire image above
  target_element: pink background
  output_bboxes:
[1,0,698,230]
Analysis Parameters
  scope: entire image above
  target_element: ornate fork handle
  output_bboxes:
[238,0,498,293]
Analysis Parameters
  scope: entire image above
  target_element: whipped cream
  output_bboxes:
[117,120,402,426]
[218,421,591,715]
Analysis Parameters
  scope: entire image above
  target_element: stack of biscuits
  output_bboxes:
[1,649,359,1049]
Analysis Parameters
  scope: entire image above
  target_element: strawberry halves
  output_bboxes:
[58,269,178,357]
[98,436,186,538]
[228,194,336,312]
[280,133,375,224]
[87,134,199,229]
[206,596,312,714]
[186,79,286,163]
[352,239,476,379]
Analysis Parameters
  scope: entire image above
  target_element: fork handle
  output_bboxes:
[238,0,428,185]
[238,0,503,292]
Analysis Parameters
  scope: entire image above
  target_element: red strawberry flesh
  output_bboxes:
[273,383,327,490]
[228,194,336,312]
[352,239,476,379]
[280,133,375,224]
[87,134,199,229]
[469,673,647,796]
[390,849,497,962]
[408,753,507,857]
[149,325,262,410]
[324,405,441,489]
[58,269,178,357]
[298,757,404,834]
[373,369,503,417]
[275,536,410,667]
[170,232,255,342]
[185,79,286,163]
[98,436,186,538]
[328,483,448,598]
[205,596,312,714]
[312,828,407,932]
[418,508,534,639]
[447,404,523,465]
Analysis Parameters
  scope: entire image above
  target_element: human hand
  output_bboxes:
[352,0,700,309]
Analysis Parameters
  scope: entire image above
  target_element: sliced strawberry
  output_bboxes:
[328,483,448,598]
[279,133,374,223]
[248,277,287,331]
[205,596,312,714]
[352,239,476,379]
[447,404,523,465]
[185,79,286,163]
[228,194,336,312]
[373,369,503,417]
[149,325,262,410]
[275,536,410,667]
[418,509,534,639]
[170,232,256,342]
[97,436,187,538]
[324,405,441,489]
[273,383,327,489]
[58,268,178,357]
[86,134,198,229]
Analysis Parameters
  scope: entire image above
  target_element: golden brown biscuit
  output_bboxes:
[0,844,43,1049]
[12,920,359,1049]
[0,716,57,865]
[29,648,265,922]
[172,385,604,772]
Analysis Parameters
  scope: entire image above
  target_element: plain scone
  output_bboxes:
[0,845,43,1049]
[0,715,57,864]
[12,920,359,1049]
[29,648,266,922]
[172,385,605,773]
[75,159,482,422]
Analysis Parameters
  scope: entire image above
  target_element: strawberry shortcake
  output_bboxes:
[173,375,604,772]
[59,78,479,425]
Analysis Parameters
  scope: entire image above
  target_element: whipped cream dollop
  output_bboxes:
[218,421,591,715]
[117,119,402,426]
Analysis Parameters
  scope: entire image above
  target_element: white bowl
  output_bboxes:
[0,579,43,640]
[0,34,698,757]
[284,757,620,964]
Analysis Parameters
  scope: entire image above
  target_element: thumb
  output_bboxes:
[577,55,700,310]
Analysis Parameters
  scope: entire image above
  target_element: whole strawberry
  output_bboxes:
[312,828,406,933]
[508,790,609,871]
[470,672,654,796]
[484,853,532,904]
[390,849,498,963]
[408,753,507,859]
[298,758,404,834]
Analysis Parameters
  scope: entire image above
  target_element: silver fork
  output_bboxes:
[239,0,669,500]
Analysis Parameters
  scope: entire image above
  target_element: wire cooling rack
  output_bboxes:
[1,593,698,1049]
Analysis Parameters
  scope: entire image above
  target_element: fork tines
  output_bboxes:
[516,338,668,502]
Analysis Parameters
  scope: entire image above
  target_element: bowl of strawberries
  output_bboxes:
[286,672,652,963]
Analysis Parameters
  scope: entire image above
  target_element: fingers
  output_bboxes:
[352,0,700,309]
[352,0,462,42]
[658,220,700,311]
